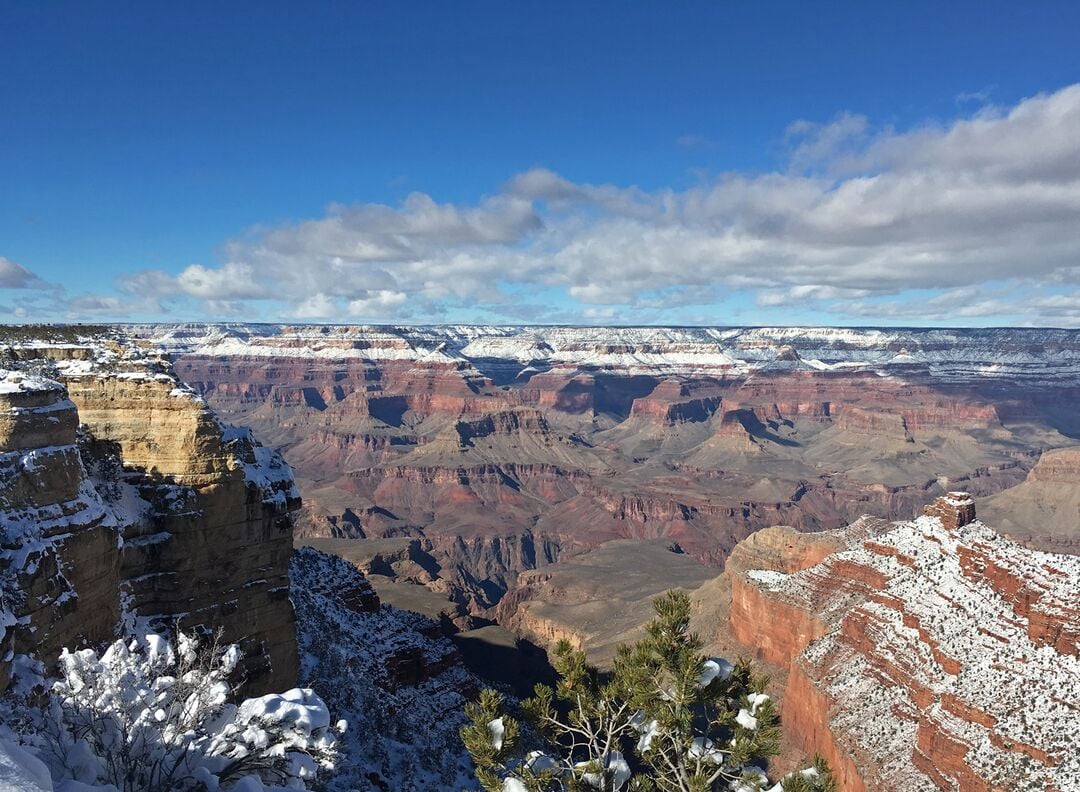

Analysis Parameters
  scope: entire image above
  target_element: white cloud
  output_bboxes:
[756,285,873,307]
[0,256,47,289]
[291,293,340,319]
[839,288,1080,326]
[109,83,1080,325]
[346,290,408,318]
[177,262,270,300]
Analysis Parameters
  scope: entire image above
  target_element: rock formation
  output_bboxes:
[0,336,300,694]
[729,495,1080,791]
[493,539,717,665]
[289,546,480,789]
[121,323,1076,616]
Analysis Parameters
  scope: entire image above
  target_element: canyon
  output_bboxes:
[134,323,1079,617]
[495,494,1080,790]
[3,324,1079,791]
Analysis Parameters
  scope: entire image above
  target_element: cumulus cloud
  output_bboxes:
[114,83,1080,324]
[0,256,48,289]
[839,288,1080,326]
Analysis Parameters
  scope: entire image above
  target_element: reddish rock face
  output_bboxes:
[163,337,1060,614]
[923,492,977,530]
[729,504,1080,791]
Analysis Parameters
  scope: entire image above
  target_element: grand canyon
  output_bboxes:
[2,324,1078,790]
[149,324,1080,787]
[6,7,1080,789]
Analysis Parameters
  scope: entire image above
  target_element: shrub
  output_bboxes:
[462,590,835,792]
[14,631,343,792]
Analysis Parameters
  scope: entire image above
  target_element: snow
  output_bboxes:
[0,370,64,396]
[524,751,560,772]
[744,514,1080,789]
[688,736,725,765]
[698,657,734,687]
[747,692,769,713]
[125,323,1080,385]
[289,547,482,790]
[487,717,505,751]
[576,752,631,790]
[0,739,52,791]
[728,766,768,792]
[631,714,661,752]
[0,632,339,792]
[237,688,333,737]
[745,569,789,590]
[735,709,758,730]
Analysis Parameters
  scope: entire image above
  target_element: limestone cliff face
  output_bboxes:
[0,370,121,691]
[729,496,1080,791]
[0,340,300,694]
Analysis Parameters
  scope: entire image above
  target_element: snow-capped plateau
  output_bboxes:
[125,323,1080,384]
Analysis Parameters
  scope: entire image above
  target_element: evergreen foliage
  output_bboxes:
[462,590,836,792]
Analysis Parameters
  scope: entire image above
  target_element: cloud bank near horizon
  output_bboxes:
[6,83,1080,327]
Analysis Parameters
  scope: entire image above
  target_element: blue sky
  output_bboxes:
[3,2,1080,326]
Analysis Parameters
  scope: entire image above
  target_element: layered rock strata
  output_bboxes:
[160,327,1064,614]
[730,496,1080,791]
[981,446,1080,553]
[0,339,300,694]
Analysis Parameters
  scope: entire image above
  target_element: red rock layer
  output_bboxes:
[172,351,1055,614]
[730,499,1080,791]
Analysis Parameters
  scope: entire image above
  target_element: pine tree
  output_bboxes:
[462,590,837,792]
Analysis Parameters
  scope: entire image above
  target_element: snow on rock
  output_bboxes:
[289,546,482,790]
[238,688,332,734]
[1,332,301,702]
[733,502,1080,791]
[127,323,1080,384]
[0,738,53,791]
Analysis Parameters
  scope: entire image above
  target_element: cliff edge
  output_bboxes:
[0,334,300,694]
[729,494,1080,791]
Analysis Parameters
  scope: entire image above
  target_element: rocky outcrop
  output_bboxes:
[922,491,977,530]
[453,408,552,445]
[629,380,723,425]
[0,339,301,694]
[289,546,480,789]
[0,371,121,691]
[730,498,1080,791]
[122,322,1077,622]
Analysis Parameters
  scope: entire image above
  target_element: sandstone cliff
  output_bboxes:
[0,338,300,694]
[729,495,1080,791]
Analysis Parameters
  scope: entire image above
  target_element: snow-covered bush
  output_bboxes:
[12,632,343,792]
[462,590,835,792]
